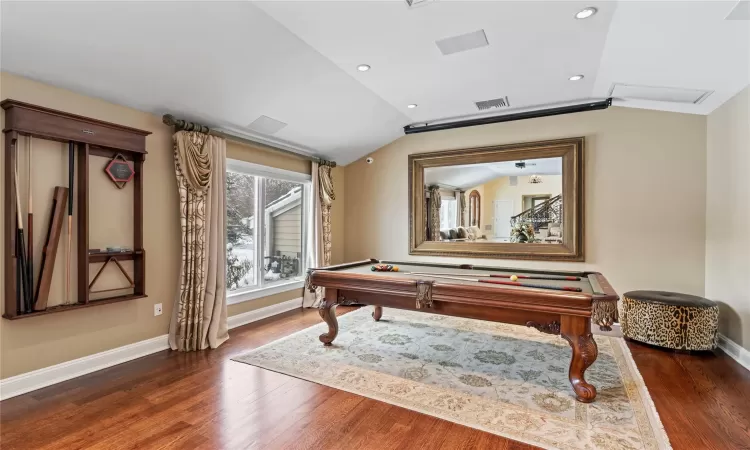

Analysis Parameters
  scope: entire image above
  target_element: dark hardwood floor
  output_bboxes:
[1,307,749,450]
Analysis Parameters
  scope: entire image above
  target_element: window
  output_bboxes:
[226,160,311,303]
[469,190,481,227]
[440,197,457,229]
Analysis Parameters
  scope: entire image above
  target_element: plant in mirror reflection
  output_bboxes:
[510,222,538,243]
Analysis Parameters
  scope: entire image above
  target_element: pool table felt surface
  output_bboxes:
[330,262,596,294]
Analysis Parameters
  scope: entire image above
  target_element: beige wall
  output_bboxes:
[345,107,707,300]
[706,86,750,350]
[330,165,346,265]
[0,73,310,378]
[227,140,310,174]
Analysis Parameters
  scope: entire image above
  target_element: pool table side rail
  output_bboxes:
[311,259,378,272]
[311,260,620,301]
[379,259,592,278]
[308,269,596,318]
[307,259,608,280]
[587,273,619,302]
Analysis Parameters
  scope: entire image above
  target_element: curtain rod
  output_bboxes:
[404,98,613,135]
[162,114,336,167]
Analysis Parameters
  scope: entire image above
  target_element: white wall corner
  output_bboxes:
[1,297,303,401]
[717,334,750,371]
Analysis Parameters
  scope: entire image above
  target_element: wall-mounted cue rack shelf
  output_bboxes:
[2,100,150,320]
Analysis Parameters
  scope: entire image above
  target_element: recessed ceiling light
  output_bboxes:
[357,64,371,72]
[569,75,585,81]
[407,104,418,109]
[575,7,597,19]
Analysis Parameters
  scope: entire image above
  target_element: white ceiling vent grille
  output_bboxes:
[436,29,489,56]
[475,96,510,111]
[405,0,435,8]
[609,83,712,104]
[246,115,288,135]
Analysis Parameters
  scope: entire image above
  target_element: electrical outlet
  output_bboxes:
[154,303,163,316]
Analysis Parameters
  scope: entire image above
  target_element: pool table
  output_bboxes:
[305,259,619,403]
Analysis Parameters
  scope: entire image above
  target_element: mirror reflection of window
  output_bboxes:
[469,190,481,227]
[440,197,457,229]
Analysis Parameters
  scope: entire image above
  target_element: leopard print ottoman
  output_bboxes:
[621,291,719,351]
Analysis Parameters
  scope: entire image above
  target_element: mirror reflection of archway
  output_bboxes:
[469,190,481,227]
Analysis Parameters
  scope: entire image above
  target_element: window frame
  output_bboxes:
[225,159,312,305]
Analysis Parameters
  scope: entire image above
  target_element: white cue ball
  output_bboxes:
[510,275,518,281]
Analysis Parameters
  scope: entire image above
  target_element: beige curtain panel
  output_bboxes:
[319,164,335,267]
[429,185,442,241]
[169,130,229,351]
[303,162,335,308]
[460,191,467,227]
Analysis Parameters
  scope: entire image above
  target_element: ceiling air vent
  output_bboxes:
[475,96,510,111]
[436,29,489,56]
[405,0,434,7]
[246,115,287,135]
[609,83,712,104]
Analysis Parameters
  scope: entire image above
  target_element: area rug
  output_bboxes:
[232,307,671,450]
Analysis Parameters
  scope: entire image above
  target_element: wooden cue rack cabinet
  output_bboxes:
[2,100,151,320]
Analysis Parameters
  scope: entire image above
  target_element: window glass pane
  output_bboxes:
[263,179,304,286]
[226,172,256,291]
[440,198,457,229]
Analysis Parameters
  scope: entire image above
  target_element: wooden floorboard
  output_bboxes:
[1,306,748,449]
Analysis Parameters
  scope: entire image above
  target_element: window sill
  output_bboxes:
[227,280,305,305]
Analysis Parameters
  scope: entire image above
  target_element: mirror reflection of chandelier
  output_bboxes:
[529,174,543,184]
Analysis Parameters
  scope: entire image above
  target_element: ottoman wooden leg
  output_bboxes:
[561,315,598,403]
[372,306,383,321]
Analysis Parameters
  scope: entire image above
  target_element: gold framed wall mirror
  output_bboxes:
[409,137,584,261]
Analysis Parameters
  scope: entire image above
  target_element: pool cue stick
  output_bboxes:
[403,271,580,281]
[14,164,32,313]
[34,187,68,311]
[66,141,74,304]
[400,273,582,292]
[27,137,34,303]
[12,138,22,314]
[16,239,24,314]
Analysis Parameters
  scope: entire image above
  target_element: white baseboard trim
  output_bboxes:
[227,297,302,329]
[0,334,169,401]
[717,334,750,371]
[0,297,303,401]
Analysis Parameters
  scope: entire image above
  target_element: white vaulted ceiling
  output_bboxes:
[0,1,408,164]
[2,1,748,165]
[425,157,563,190]
[257,0,617,124]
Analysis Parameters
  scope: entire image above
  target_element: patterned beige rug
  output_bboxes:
[233,307,671,450]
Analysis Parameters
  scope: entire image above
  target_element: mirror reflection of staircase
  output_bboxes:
[510,194,563,242]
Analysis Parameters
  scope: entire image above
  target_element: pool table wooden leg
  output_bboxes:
[318,288,339,346]
[560,315,598,403]
[372,306,383,321]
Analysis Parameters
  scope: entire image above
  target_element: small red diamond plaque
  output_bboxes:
[105,153,135,189]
